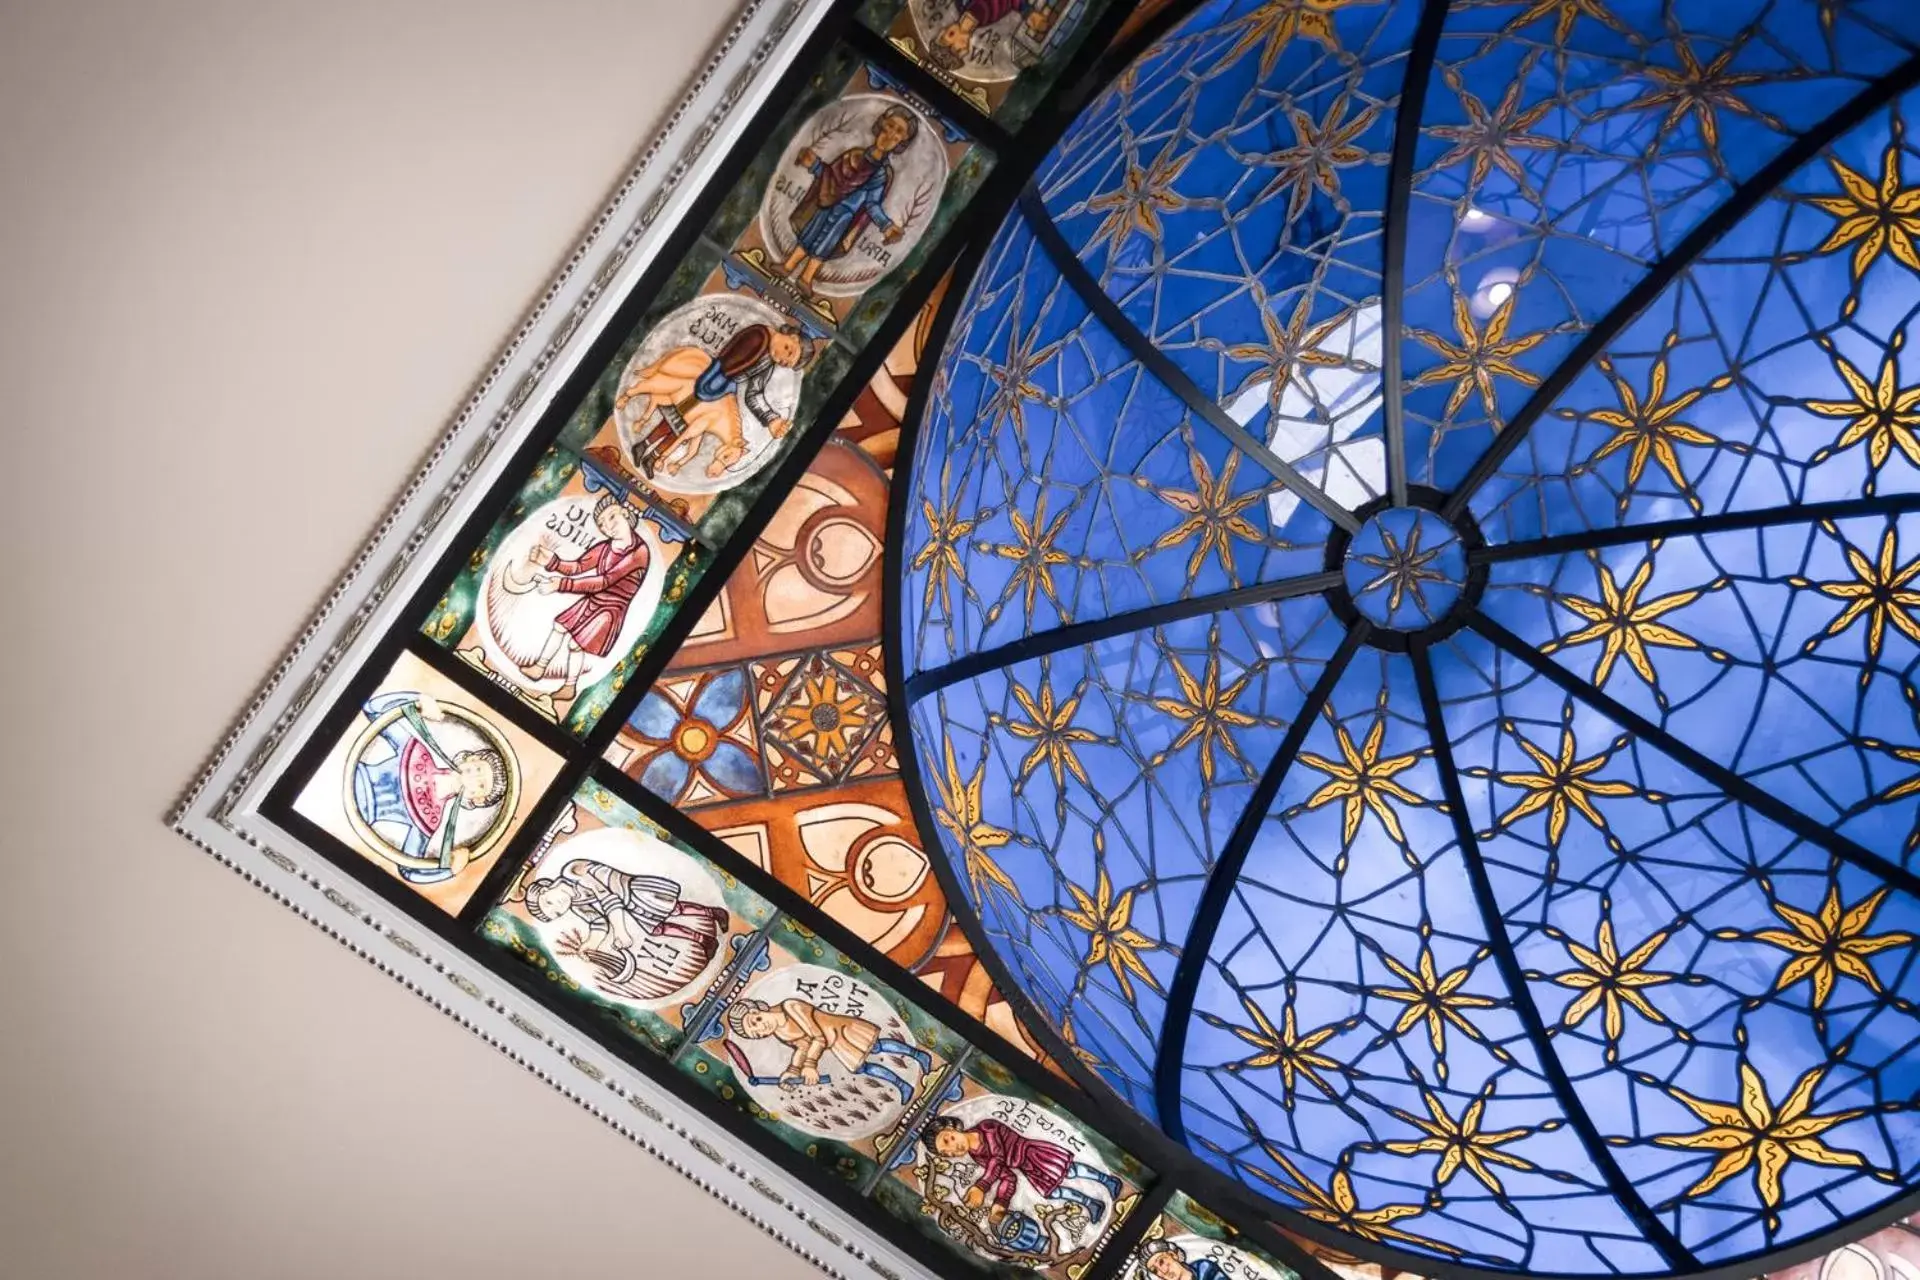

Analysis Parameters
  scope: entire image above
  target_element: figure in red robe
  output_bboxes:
[929,0,1057,71]
[777,105,918,295]
[520,494,651,704]
[922,1115,1122,1226]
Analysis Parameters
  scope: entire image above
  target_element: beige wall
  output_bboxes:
[0,2,819,1276]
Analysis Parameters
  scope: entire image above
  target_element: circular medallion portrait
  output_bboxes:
[913,1092,1121,1267]
[613,293,809,496]
[1131,1234,1289,1280]
[719,963,931,1139]
[759,94,948,299]
[479,492,669,700]
[344,693,521,881]
[910,0,1069,84]
[516,826,734,1010]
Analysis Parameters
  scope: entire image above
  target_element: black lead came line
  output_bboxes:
[1441,51,1920,525]
[1378,0,1455,510]
[1152,621,1371,1142]
[1467,609,1920,904]
[1471,491,1920,565]
[902,569,1345,701]
[1017,185,1364,534]
[1410,640,1698,1270]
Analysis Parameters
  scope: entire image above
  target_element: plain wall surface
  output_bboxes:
[0,2,821,1276]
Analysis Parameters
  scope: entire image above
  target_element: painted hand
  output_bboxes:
[883,225,904,244]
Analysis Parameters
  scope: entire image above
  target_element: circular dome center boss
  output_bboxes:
[892,2,1920,1276]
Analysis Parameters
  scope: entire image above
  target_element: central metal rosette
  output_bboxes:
[1327,493,1486,645]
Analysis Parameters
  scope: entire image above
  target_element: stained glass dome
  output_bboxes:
[897,1,1920,1274]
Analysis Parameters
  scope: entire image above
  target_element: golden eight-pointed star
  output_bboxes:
[1722,883,1915,1009]
[1410,290,1555,423]
[1791,524,1920,666]
[1538,548,1729,704]
[1571,348,1732,515]
[1056,862,1161,1001]
[1543,907,1685,1061]
[1809,130,1920,284]
[1465,707,1649,851]
[1805,332,1920,492]
[1382,1086,1546,1197]
[1648,1060,1877,1227]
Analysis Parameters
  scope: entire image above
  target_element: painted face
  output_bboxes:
[769,330,805,368]
[1145,1251,1193,1280]
[741,1008,780,1038]
[533,881,575,921]
[595,502,635,541]
[932,1128,969,1157]
[457,755,501,807]
[874,111,912,154]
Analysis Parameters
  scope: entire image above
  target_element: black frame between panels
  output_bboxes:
[883,8,1920,1280]
[254,0,1920,1276]
[256,3,1359,1280]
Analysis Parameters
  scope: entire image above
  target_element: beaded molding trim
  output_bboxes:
[169,3,926,1276]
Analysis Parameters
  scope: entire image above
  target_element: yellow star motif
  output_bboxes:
[1141,445,1271,585]
[1543,906,1685,1062]
[911,461,978,616]
[1790,525,1920,665]
[1084,142,1191,262]
[1465,706,1650,851]
[1805,333,1920,492]
[1409,290,1555,423]
[773,668,869,763]
[1619,31,1774,151]
[1722,883,1915,1008]
[1352,520,1452,618]
[1808,130,1920,284]
[1293,701,1428,851]
[1648,1060,1879,1228]
[1149,627,1261,784]
[978,492,1077,626]
[975,315,1062,439]
[1369,941,1506,1082]
[1221,0,1381,79]
[1381,1086,1546,1196]
[1427,61,1557,191]
[1056,863,1161,1001]
[1538,548,1729,703]
[932,735,1016,905]
[1572,346,1731,514]
[1502,0,1628,46]
[1242,1145,1456,1256]
[1260,92,1379,219]
[1224,291,1353,423]
[998,671,1100,798]
[1213,989,1356,1105]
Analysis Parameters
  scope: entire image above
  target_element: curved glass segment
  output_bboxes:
[901,209,1337,678]
[1471,88,1920,544]
[894,1,1920,1273]
[1404,1,1920,492]
[907,595,1346,1112]
[1035,0,1423,512]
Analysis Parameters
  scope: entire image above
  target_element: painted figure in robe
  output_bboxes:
[351,691,509,883]
[519,494,651,702]
[525,856,733,1002]
[723,995,933,1102]
[616,323,808,481]
[779,105,918,295]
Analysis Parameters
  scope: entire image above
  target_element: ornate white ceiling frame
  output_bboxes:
[167,3,928,1276]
